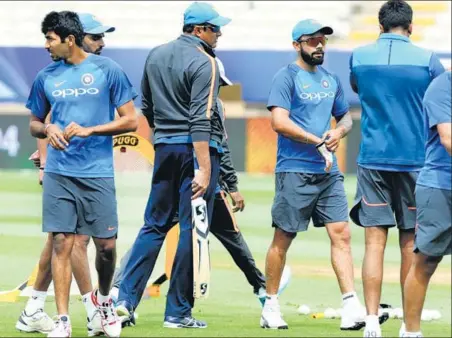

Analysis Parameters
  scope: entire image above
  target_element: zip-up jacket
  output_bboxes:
[141,34,222,144]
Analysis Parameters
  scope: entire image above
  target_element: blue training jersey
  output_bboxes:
[417,71,451,191]
[267,63,349,174]
[350,33,445,172]
[26,54,138,178]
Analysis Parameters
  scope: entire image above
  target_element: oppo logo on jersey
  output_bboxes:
[52,88,100,98]
[300,91,335,101]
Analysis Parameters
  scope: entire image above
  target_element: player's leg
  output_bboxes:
[16,233,55,334]
[262,172,313,330]
[313,172,365,330]
[74,176,121,337]
[42,173,79,337]
[402,185,451,337]
[210,192,266,294]
[70,234,97,328]
[164,146,220,329]
[117,144,181,320]
[349,167,395,337]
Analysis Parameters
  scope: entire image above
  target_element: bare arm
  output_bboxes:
[271,107,322,145]
[30,115,48,139]
[335,112,353,137]
[437,123,452,155]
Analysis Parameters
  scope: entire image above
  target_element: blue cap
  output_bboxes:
[292,19,333,42]
[78,13,115,34]
[184,2,231,27]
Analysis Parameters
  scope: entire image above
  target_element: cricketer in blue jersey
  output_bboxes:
[347,1,445,336]
[261,19,366,331]
[17,13,121,338]
[27,11,137,338]
[402,71,451,338]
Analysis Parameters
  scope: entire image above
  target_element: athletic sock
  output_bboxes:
[264,294,279,307]
[342,291,360,309]
[25,290,47,315]
[82,291,97,320]
[365,314,379,327]
[97,291,110,306]
[405,331,422,337]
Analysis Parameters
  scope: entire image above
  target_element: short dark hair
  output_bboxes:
[41,11,84,47]
[378,0,413,32]
[183,24,195,33]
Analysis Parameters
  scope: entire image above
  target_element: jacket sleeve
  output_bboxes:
[189,56,219,142]
[219,136,238,193]
[141,53,154,129]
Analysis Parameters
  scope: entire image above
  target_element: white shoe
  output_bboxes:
[363,325,382,337]
[87,310,102,337]
[341,304,366,330]
[47,316,71,338]
[98,300,122,337]
[401,332,423,338]
[15,309,55,333]
[260,304,288,329]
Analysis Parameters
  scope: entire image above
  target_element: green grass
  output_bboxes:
[0,170,450,337]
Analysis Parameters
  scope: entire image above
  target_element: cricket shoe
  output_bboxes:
[260,303,288,329]
[16,309,55,333]
[363,324,382,337]
[258,265,292,307]
[91,290,122,337]
[47,316,71,338]
[115,300,135,328]
[340,301,365,330]
[163,316,207,329]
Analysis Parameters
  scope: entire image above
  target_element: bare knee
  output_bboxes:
[73,235,90,253]
[94,238,116,262]
[52,233,74,256]
[328,222,351,249]
[416,254,442,278]
[270,227,294,254]
[365,227,388,251]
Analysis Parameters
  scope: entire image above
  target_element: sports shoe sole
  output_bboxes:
[15,319,53,334]
[163,321,207,329]
[260,317,288,330]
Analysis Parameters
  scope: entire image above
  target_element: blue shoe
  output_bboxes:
[163,316,207,329]
[258,265,292,307]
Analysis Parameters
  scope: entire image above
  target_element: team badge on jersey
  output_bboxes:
[321,80,330,89]
[81,73,94,86]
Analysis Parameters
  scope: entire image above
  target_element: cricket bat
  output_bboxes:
[192,196,210,299]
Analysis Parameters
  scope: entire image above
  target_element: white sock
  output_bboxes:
[264,294,278,306]
[110,286,119,300]
[58,314,71,324]
[342,291,360,308]
[405,332,422,337]
[365,314,379,327]
[25,290,47,315]
[82,292,97,319]
[97,291,110,306]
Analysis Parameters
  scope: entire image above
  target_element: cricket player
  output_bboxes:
[401,71,451,338]
[261,19,365,330]
[349,1,445,336]
[115,2,230,329]
[27,11,137,337]
[17,13,117,336]
[111,58,291,327]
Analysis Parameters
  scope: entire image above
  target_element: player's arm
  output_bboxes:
[190,57,218,199]
[271,107,322,144]
[141,53,155,129]
[437,123,452,155]
[219,136,244,212]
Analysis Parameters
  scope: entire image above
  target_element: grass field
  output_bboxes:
[0,170,450,337]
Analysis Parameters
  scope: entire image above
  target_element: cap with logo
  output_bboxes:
[216,58,232,86]
[292,19,333,42]
[184,2,231,27]
[78,13,115,34]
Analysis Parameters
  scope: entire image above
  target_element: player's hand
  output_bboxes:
[192,168,210,200]
[64,122,94,140]
[316,141,333,173]
[229,191,245,212]
[46,124,68,150]
[28,150,41,168]
[322,129,343,153]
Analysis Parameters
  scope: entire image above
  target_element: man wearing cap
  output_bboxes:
[261,19,364,330]
[115,1,231,329]
[17,13,117,336]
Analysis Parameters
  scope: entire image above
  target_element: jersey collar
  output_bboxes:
[378,33,411,43]
[179,34,216,57]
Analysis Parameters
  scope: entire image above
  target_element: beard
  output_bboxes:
[300,49,324,66]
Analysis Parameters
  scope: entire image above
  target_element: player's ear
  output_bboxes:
[67,35,75,47]
[379,24,384,34]
[408,23,413,36]
[293,41,301,52]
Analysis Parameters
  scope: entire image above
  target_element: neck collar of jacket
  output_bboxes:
[378,33,410,43]
[179,34,216,57]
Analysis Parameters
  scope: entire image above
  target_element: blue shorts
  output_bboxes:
[350,166,417,230]
[414,185,451,257]
[271,172,348,233]
[42,172,118,238]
